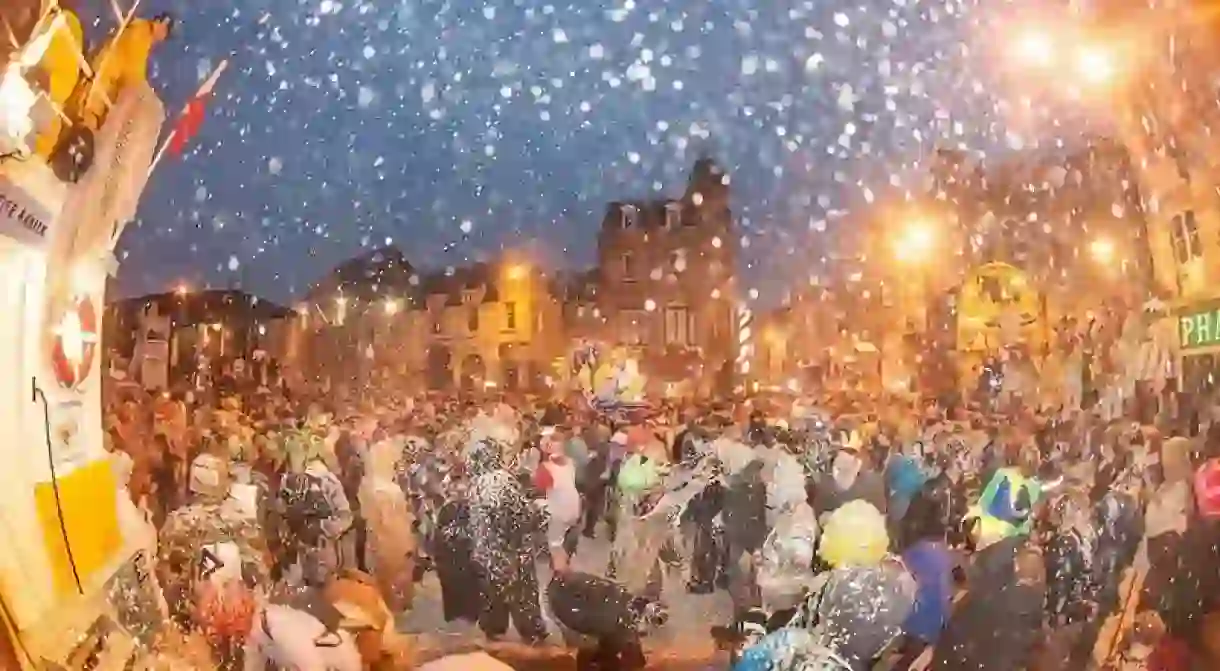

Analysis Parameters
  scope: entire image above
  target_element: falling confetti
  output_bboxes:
[107,0,1179,307]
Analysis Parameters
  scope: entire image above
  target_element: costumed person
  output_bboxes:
[930,537,1047,671]
[755,446,819,613]
[965,449,1043,546]
[885,439,930,530]
[682,448,726,595]
[465,437,548,643]
[275,426,353,586]
[546,570,665,670]
[608,426,663,577]
[358,437,416,612]
[720,437,769,616]
[892,481,956,670]
[535,421,582,566]
[433,496,482,624]
[159,446,269,666]
[803,504,915,671]
[1141,436,1213,649]
[1038,486,1100,670]
[813,430,887,516]
[736,500,914,671]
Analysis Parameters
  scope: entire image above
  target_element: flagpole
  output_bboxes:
[146,59,229,179]
[84,0,144,113]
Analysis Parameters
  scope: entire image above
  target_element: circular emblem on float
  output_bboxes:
[51,296,99,389]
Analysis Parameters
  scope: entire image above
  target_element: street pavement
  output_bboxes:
[399,529,733,668]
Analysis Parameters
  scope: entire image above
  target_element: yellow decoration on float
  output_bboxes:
[34,459,121,597]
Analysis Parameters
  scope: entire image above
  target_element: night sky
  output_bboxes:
[91,0,1080,304]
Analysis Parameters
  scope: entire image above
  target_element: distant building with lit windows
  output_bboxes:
[595,158,738,395]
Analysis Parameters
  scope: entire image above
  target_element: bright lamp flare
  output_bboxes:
[1090,237,1116,263]
[894,220,935,262]
[1075,45,1116,84]
[1014,31,1054,67]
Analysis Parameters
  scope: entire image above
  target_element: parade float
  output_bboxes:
[0,4,167,668]
[570,339,653,421]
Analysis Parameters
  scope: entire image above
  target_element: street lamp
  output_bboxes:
[892,219,936,263]
[1074,44,1117,86]
[1089,237,1116,265]
[1013,30,1054,68]
[384,298,400,315]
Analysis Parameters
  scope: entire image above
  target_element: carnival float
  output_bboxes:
[0,2,168,668]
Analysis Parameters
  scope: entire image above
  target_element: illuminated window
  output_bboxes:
[664,202,680,228]
[1171,210,1201,264]
[504,301,517,330]
[621,310,646,345]
[623,252,637,281]
[665,306,693,346]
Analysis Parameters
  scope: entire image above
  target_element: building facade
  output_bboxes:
[594,158,739,395]
[403,259,566,394]
[104,289,300,391]
[302,249,566,395]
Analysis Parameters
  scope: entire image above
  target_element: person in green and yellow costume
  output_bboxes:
[77,12,175,131]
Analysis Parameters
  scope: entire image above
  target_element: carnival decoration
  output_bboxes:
[570,340,652,420]
[50,294,99,389]
[957,262,1044,352]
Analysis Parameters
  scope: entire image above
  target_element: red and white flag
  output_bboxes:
[148,59,228,175]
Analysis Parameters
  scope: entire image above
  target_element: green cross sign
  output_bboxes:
[1180,308,1220,351]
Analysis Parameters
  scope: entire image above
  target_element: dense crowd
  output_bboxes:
[98,383,1220,670]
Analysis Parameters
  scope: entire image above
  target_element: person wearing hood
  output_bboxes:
[1036,487,1101,670]
[756,447,820,612]
[465,438,548,643]
[358,438,416,611]
[886,441,930,529]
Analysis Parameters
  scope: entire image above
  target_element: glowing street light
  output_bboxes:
[1089,237,1116,264]
[1014,30,1054,68]
[893,219,936,263]
[175,283,190,297]
[1074,44,1117,86]
[507,264,528,280]
[384,297,400,315]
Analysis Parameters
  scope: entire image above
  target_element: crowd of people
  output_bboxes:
[98,381,1220,670]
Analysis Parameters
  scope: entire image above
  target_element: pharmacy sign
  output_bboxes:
[1180,307,1220,351]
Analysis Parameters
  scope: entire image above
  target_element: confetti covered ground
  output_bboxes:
[400,531,732,668]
